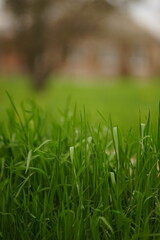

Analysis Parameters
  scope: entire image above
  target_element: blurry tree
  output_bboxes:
[5,0,114,89]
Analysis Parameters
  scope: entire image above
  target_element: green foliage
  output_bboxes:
[0,95,160,239]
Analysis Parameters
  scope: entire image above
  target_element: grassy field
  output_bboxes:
[0,76,160,128]
[0,76,160,239]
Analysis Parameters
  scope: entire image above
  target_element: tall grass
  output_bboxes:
[0,97,160,239]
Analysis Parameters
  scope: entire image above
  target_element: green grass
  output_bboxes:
[0,76,160,132]
[0,87,160,239]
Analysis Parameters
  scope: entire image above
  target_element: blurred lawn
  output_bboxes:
[0,75,160,135]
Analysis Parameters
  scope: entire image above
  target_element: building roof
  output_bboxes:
[100,10,155,43]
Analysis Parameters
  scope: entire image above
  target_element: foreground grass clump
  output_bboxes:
[0,100,160,240]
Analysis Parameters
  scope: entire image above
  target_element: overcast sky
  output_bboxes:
[0,1,11,32]
[129,0,160,39]
[0,0,160,39]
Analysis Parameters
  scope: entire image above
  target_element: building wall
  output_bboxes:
[0,35,159,78]
[62,37,158,77]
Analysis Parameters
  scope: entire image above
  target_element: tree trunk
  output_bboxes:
[32,74,48,90]
[119,43,130,77]
[28,55,53,90]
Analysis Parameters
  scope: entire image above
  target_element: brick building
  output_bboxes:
[0,3,160,78]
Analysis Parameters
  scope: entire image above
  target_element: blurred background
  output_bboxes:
[0,0,160,133]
